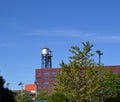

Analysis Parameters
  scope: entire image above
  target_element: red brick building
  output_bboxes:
[105,65,120,73]
[35,68,60,93]
[35,66,120,93]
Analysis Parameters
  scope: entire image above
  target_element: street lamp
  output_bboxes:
[35,81,38,98]
[96,50,103,66]
[18,82,24,99]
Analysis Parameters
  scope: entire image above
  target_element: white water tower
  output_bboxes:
[41,48,52,68]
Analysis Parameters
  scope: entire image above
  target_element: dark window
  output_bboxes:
[113,70,117,73]
[44,77,49,80]
[43,72,49,76]
[51,72,57,76]
[44,82,49,84]
[52,77,56,80]
[37,77,41,80]
[118,70,120,73]
[37,73,40,77]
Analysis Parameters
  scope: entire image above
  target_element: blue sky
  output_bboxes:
[0,0,120,90]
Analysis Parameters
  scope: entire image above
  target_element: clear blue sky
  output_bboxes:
[0,0,120,90]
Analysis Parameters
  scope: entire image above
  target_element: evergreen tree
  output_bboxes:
[54,41,120,102]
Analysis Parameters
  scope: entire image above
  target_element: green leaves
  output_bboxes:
[15,91,33,102]
[55,41,96,101]
[35,91,48,100]
[54,41,120,102]
[47,92,68,102]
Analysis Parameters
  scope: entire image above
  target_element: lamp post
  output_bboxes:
[96,50,103,66]
[35,81,38,98]
[18,82,24,99]
[96,50,104,102]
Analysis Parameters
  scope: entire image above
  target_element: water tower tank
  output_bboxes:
[41,48,52,68]
[41,48,49,56]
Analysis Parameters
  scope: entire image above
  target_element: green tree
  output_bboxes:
[0,76,16,102]
[54,41,120,102]
[55,41,98,102]
[47,92,68,102]
[94,68,119,102]
[15,91,32,102]
[104,72,120,102]
[35,91,48,100]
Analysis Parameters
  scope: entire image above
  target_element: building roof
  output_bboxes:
[25,84,36,93]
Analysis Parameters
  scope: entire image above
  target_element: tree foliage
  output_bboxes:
[104,73,120,102]
[0,76,16,102]
[35,91,48,100]
[54,41,120,102]
[15,91,32,102]
[47,92,68,102]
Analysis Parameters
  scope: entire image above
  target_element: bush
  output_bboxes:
[47,92,68,102]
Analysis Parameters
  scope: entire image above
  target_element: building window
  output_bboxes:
[37,86,42,91]
[52,77,56,80]
[113,70,117,73]
[44,77,49,80]
[44,82,49,84]
[37,72,40,77]
[37,82,42,84]
[37,77,41,80]
[51,72,57,76]
[43,72,49,76]
[118,70,120,73]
